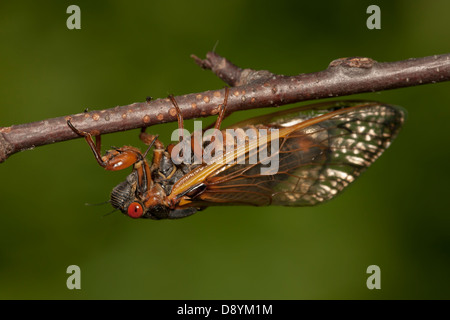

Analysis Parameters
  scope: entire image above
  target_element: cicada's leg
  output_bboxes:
[171,95,202,164]
[201,87,230,157]
[166,89,229,165]
[67,120,143,171]
[201,87,231,131]
[140,127,165,169]
[167,94,205,165]
[139,128,164,149]
[67,120,106,168]
[168,94,184,142]
[186,87,232,164]
[214,86,229,130]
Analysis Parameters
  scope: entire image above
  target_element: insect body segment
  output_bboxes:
[68,95,405,220]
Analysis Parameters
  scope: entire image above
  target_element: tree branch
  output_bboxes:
[1,52,449,163]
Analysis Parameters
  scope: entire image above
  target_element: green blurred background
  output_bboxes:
[0,0,449,299]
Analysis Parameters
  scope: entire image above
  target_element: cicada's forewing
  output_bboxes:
[171,101,406,208]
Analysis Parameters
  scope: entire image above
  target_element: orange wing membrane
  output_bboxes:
[171,101,406,208]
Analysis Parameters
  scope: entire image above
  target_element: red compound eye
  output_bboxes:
[127,202,144,218]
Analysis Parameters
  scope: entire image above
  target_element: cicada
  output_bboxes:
[67,91,406,220]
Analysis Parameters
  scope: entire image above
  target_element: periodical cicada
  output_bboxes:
[67,90,406,220]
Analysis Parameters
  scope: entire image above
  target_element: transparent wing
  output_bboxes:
[179,101,406,207]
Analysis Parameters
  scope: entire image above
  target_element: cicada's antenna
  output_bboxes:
[143,134,159,159]
[103,208,119,217]
[85,200,110,206]
[83,200,118,217]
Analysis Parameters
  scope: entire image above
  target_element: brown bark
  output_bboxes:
[1,52,449,163]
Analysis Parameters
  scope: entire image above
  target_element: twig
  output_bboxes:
[1,52,449,163]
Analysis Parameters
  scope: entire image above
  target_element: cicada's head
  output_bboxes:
[110,171,170,220]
